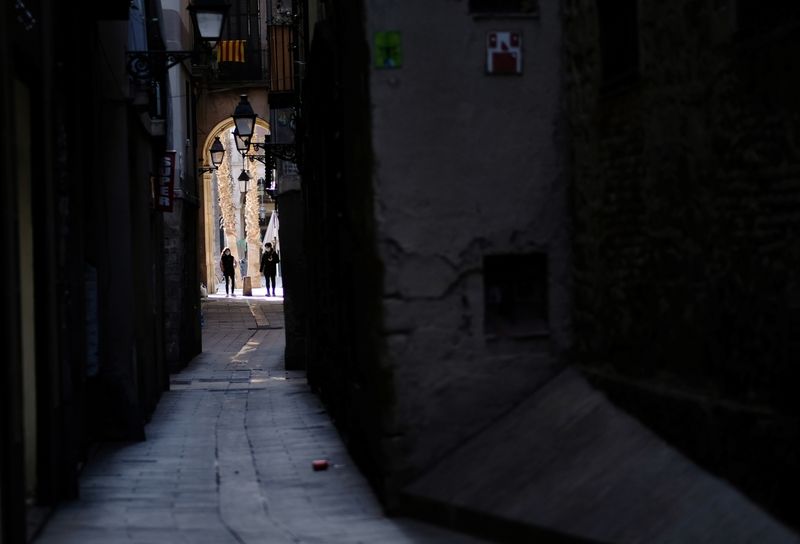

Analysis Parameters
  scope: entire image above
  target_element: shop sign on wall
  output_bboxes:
[155,151,176,212]
[486,31,522,75]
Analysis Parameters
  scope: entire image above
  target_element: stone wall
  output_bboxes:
[565,0,800,525]
[163,202,185,369]
[366,0,571,495]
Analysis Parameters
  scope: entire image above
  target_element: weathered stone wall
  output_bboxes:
[366,1,571,494]
[565,0,800,524]
[163,198,190,371]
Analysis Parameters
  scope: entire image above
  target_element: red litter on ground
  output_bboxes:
[312,459,329,471]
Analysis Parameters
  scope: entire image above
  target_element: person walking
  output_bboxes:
[220,247,237,296]
[260,242,280,297]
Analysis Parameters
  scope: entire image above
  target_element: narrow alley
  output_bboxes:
[34,296,484,544]
[5,2,800,542]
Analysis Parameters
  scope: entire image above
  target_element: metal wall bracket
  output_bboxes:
[249,143,296,167]
[127,50,196,82]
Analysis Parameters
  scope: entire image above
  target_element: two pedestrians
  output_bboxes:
[220,244,280,298]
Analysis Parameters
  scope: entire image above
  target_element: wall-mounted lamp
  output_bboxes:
[232,95,258,141]
[127,0,231,82]
[229,97,297,175]
[199,136,226,174]
[238,169,250,193]
[188,0,230,47]
[233,128,250,157]
[209,136,226,166]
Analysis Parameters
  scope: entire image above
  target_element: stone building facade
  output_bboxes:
[564,0,800,526]
[1,1,172,539]
[300,0,572,502]
[366,0,572,497]
[297,0,799,537]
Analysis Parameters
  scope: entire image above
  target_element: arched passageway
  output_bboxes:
[199,118,274,295]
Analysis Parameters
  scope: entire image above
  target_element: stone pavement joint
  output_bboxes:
[247,299,271,330]
[35,297,485,544]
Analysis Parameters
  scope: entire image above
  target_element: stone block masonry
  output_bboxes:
[564,0,800,527]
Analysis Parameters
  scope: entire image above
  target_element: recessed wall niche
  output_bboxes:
[483,252,548,338]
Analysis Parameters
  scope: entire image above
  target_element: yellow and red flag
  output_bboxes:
[217,40,246,63]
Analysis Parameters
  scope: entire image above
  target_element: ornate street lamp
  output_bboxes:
[233,128,250,156]
[209,136,225,167]
[199,136,226,174]
[127,0,230,81]
[232,95,258,140]
[238,169,250,192]
[189,0,231,47]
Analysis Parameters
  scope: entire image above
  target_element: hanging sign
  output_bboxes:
[156,151,176,212]
[486,31,522,75]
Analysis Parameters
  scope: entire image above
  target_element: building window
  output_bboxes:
[483,253,548,338]
[469,0,539,16]
[596,0,639,87]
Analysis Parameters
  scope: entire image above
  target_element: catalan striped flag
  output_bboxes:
[217,40,246,63]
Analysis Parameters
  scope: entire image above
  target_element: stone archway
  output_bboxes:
[199,117,271,293]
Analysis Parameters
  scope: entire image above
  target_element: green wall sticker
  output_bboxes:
[374,31,402,69]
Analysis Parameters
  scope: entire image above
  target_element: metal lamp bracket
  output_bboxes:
[127,51,196,82]
[248,144,297,166]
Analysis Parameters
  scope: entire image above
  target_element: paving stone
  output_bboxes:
[35,298,485,544]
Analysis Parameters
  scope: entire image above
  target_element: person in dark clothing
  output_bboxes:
[260,243,280,297]
[220,247,237,296]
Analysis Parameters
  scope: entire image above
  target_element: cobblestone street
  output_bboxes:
[35,297,484,544]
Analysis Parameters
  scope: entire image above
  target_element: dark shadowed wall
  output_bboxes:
[565,0,800,527]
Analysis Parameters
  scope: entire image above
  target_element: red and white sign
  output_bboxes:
[156,151,176,212]
[486,31,522,75]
